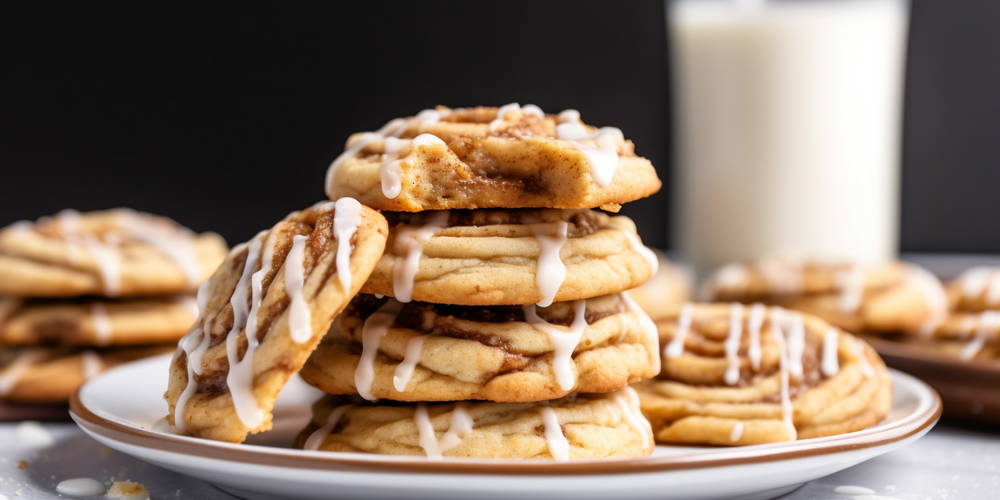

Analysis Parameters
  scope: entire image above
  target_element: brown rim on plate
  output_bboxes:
[68,371,941,476]
[866,336,1000,426]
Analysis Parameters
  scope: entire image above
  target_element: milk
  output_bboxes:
[669,0,910,276]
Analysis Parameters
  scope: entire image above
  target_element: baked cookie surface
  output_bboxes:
[0,345,173,403]
[300,294,659,403]
[295,388,653,461]
[0,209,229,298]
[636,302,892,446]
[164,199,388,443]
[702,256,948,334]
[361,209,657,306]
[0,295,198,347]
[325,104,661,212]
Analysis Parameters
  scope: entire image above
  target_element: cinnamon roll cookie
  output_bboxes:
[325,104,661,212]
[295,388,653,460]
[637,303,892,446]
[0,345,173,403]
[164,199,388,443]
[361,209,658,306]
[0,209,228,298]
[702,256,948,334]
[0,296,198,347]
[896,266,1000,362]
[300,293,659,403]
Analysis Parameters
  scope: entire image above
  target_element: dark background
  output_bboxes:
[1,1,998,253]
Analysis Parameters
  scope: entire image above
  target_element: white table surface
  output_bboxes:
[2,253,998,500]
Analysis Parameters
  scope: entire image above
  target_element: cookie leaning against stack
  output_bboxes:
[296,104,662,460]
[0,209,228,406]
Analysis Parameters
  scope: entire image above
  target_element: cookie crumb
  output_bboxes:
[16,461,27,469]
[106,480,150,500]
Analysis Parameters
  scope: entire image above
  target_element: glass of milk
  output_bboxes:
[668,0,910,277]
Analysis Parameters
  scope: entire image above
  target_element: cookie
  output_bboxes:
[702,256,949,334]
[636,302,892,446]
[299,293,659,403]
[0,295,198,347]
[903,309,1000,362]
[164,199,388,443]
[626,250,694,321]
[325,104,661,212]
[361,209,657,306]
[945,266,1000,313]
[294,388,653,461]
[0,345,173,403]
[0,209,229,298]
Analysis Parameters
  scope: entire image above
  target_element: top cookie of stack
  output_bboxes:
[325,104,661,212]
[297,104,662,460]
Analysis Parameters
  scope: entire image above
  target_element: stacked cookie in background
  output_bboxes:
[297,104,663,460]
[0,209,227,411]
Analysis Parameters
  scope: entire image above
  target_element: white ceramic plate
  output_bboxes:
[70,354,940,500]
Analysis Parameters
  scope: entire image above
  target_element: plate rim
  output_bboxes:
[69,356,941,477]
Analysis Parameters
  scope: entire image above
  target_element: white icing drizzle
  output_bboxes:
[304,404,355,451]
[612,387,651,449]
[616,227,658,275]
[523,301,588,391]
[530,221,569,307]
[785,311,806,379]
[377,134,449,198]
[746,303,766,371]
[81,350,102,379]
[175,258,228,432]
[325,108,448,199]
[958,267,1000,306]
[284,234,313,343]
[664,303,694,358]
[356,299,404,401]
[177,295,200,319]
[821,328,841,377]
[555,111,623,187]
[392,211,450,303]
[730,421,745,442]
[82,232,122,297]
[56,209,84,264]
[537,406,570,462]
[415,402,474,459]
[837,265,868,313]
[853,341,875,378]
[118,209,202,287]
[758,256,802,295]
[724,303,744,385]
[224,233,267,429]
[90,303,113,346]
[489,102,542,131]
[0,350,44,396]
[620,291,662,373]
[393,334,432,392]
[56,478,106,497]
[768,307,798,440]
[962,310,1000,360]
[907,264,949,338]
[714,263,749,291]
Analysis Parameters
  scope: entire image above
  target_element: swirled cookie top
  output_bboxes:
[325,104,661,212]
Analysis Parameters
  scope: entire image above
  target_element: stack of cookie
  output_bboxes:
[295,104,663,460]
[0,208,228,410]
